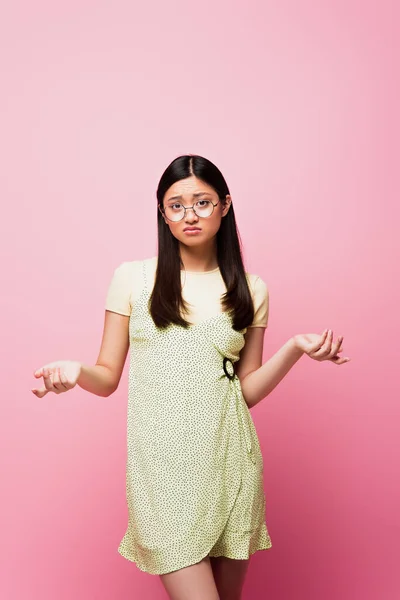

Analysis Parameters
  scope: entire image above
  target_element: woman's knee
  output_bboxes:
[209,556,251,600]
[159,555,220,600]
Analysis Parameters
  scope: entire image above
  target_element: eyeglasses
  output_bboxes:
[159,199,220,222]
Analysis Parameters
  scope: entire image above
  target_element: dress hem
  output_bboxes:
[117,522,272,575]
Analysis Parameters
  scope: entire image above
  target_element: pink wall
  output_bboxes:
[1,1,399,598]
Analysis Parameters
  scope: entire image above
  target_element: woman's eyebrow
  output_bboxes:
[166,192,212,202]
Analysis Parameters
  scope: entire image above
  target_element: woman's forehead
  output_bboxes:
[165,178,216,201]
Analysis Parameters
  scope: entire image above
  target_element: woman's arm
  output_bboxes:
[78,310,130,397]
[236,328,304,409]
[77,364,121,398]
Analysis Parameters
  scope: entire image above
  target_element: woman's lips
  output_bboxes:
[184,229,202,235]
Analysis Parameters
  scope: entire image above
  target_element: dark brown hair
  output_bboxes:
[149,154,255,331]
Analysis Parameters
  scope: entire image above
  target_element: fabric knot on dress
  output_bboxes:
[222,356,236,380]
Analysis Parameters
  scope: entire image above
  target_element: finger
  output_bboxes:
[55,367,70,391]
[34,366,50,378]
[31,387,48,398]
[52,367,70,392]
[34,362,57,378]
[328,335,344,359]
[52,367,63,393]
[323,336,342,360]
[43,368,56,392]
[59,368,73,390]
[323,329,334,353]
[313,329,333,357]
[331,355,351,365]
[307,329,329,354]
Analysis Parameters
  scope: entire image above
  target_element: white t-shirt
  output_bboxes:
[105,256,269,328]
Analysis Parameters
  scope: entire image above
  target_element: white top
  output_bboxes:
[105,256,269,328]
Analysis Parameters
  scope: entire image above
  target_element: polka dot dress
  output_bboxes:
[118,258,272,575]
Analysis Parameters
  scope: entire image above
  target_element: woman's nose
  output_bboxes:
[184,207,199,222]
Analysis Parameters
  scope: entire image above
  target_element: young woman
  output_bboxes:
[32,154,350,600]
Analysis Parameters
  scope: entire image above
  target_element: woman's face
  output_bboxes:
[160,176,231,247]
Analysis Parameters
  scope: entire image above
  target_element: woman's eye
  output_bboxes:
[171,203,182,210]
[196,200,209,207]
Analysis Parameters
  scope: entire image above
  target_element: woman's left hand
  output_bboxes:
[293,329,351,365]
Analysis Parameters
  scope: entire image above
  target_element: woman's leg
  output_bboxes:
[209,556,251,600]
[159,555,220,600]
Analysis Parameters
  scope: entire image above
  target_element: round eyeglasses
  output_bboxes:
[159,199,220,222]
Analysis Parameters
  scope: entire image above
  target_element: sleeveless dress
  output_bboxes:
[117,258,272,575]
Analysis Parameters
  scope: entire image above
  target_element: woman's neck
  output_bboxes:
[179,244,218,273]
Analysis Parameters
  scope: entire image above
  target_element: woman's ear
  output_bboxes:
[222,195,232,217]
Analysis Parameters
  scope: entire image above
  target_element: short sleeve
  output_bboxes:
[248,275,269,328]
[105,262,134,316]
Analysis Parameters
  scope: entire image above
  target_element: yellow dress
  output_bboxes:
[115,258,272,574]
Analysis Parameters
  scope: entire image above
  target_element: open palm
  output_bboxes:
[293,329,350,365]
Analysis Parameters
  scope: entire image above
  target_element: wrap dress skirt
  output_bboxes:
[117,258,272,574]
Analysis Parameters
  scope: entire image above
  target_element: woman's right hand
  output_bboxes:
[31,361,82,398]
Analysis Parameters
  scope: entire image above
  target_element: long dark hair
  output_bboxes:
[149,154,255,331]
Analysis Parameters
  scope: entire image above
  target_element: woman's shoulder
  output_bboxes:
[244,271,269,328]
[245,270,268,294]
[114,255,156,272]
[105,256,156,315]
[142,255,157,268]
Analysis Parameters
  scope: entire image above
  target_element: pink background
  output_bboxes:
[1,1,399,598]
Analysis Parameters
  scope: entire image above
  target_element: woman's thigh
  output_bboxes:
[159,555,220,600]
[209,556,251,600]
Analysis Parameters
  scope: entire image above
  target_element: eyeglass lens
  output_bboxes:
[164,200,214,222]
